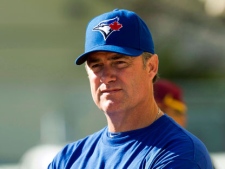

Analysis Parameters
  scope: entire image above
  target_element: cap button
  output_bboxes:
[113,8,119,11]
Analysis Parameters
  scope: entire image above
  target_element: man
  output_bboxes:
[154,79,187,127]
[48,9,213,168]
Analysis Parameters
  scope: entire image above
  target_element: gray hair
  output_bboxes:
[141,52,159,83]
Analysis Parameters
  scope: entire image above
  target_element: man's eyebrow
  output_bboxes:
[108,54,130,60]
[87,57,100,64]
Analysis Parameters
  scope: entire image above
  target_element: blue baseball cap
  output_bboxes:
[75,9,155,65]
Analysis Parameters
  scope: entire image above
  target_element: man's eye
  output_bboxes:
[91,64,100,68]
[90,64,102,72]
[117,61,125,64]
[114,61,128,68]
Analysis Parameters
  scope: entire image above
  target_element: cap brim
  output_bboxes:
[75,45,143,65]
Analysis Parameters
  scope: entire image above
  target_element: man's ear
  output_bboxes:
[147,54,158,79]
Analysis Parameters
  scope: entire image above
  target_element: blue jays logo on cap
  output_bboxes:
[92,17,123,40]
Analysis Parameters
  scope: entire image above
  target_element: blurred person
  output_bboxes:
[48,9,213,168]
[154,79,187,127]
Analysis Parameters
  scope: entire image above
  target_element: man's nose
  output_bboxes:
[100,65,116,84]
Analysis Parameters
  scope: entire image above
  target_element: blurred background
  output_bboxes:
[0,0,225,168]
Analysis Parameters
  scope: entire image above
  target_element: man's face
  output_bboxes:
[85,52,155,116]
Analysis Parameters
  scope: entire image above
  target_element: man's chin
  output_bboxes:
[101,101,121,113]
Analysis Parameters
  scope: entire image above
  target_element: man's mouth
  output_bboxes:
[101,88,121,94]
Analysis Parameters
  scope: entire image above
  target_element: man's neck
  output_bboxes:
[106,102,160,133]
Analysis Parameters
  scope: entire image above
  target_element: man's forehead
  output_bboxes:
[87,52,131,62]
